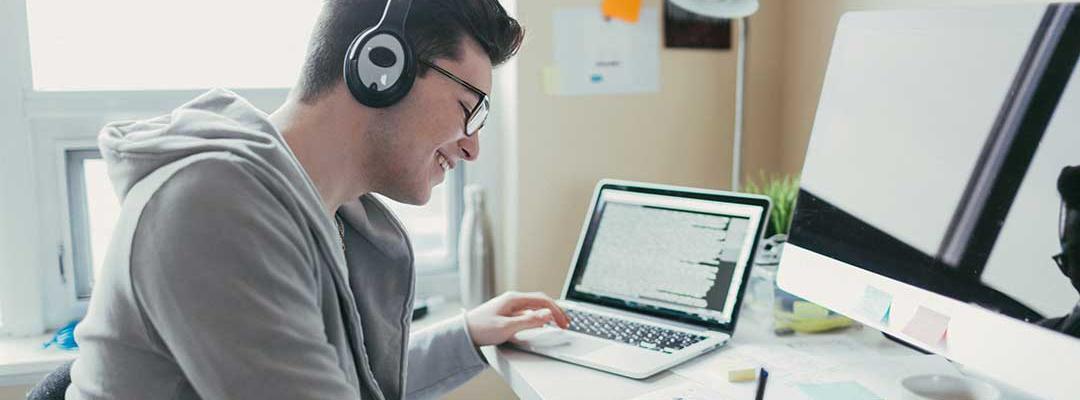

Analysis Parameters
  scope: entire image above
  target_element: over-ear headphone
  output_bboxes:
[344,0,416,108]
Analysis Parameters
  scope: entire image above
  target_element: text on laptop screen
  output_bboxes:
[570,188,764,325]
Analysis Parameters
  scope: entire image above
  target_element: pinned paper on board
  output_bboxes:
[797,381,883,400]
[601,0,642,23]
[858,286,893,323]
[901,306,951,347]
[551,6,660,96]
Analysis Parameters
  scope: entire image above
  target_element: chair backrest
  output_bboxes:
[26,360,73,400]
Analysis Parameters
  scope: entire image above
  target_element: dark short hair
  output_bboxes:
[296,0,524,104]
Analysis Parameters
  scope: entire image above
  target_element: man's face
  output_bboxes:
[370,38,493,205]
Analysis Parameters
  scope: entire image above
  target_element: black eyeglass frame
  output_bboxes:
[420,60,490,137]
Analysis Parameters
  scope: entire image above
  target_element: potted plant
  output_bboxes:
[745,172,854,334]
[744,172,798,265]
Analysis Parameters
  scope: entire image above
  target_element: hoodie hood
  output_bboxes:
[99,88,285,200]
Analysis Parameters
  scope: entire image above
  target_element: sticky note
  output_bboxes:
[727,368,757,382]
[601,0,642,23]
[901,306,951,347]
[793,301,830,320]
[858,286,893,323]
[542,66,561,95]
[797,382,882,400]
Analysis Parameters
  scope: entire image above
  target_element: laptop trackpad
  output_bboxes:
[513,327,610,354]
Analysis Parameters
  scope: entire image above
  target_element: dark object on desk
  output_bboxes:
[26,359,73,400]
[412,300,428,321]
[754,368,769,400]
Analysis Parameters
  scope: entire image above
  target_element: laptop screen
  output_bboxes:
[565,182,770,331]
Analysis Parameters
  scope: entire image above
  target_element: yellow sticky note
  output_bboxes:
[728,368,757,382]
[793,301,830,320]
[601,0,642,23]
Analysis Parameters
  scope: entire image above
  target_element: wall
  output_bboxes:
[504,0,786,299]
[447,1,786,397]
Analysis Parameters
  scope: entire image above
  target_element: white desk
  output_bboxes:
[481,304,1035,400]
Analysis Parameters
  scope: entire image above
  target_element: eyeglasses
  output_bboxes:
[1053,251,1069,276]
[420,60,490,137]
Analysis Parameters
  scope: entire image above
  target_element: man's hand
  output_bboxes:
[464,291,571,346]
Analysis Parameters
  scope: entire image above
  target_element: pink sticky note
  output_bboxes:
[901,306,950,347]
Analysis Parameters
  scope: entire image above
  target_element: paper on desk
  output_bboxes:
[630,381,727,400]
[671,339,858,399]
[797,381,882,400]
[672,337,958,400]
[786,355,962,399]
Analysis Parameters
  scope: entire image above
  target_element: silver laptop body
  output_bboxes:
[510,179,771,379]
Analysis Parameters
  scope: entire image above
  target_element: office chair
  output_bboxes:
[25,360,73,400]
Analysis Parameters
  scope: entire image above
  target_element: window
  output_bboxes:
[25,0,321,91]
[4,0,466,332]
[65,149,121,299]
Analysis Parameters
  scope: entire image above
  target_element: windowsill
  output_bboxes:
[0,333,78,387]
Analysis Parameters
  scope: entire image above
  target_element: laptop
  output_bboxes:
[510,179,771,379]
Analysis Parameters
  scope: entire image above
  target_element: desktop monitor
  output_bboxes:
[777,3,1080,399]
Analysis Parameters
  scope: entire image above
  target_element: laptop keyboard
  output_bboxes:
[565,308,708,354]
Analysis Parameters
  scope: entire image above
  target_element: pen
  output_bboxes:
[754,368,768,400]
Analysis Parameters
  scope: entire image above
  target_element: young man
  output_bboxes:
[1042,165,1080,338]
[67,0,568,399]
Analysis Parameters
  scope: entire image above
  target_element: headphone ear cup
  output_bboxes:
[345,28,417,108]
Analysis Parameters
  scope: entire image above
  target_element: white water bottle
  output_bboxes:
[459,185,494,308]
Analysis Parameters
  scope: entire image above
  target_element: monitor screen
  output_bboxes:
[566,183,768,330]
[788,5,1080,338]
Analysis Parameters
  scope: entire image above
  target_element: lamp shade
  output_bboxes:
[668,0,759,18]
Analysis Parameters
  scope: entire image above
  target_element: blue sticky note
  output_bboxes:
[858,286,893,323]
[797,382,882,400]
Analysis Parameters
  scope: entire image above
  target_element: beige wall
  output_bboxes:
[0,385,29,400]
[506,0,786,298]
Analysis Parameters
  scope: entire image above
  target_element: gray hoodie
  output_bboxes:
[66,89,487,400]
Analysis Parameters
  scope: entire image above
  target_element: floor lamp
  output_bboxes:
[668,0,759,192]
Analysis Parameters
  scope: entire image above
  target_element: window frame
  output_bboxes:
[64,148,99,300]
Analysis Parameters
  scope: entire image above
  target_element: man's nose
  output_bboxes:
[458,133,480,161]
